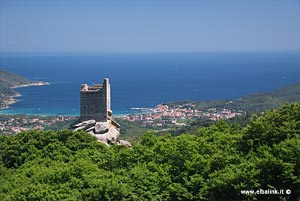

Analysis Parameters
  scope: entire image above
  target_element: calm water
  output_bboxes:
[1,52,300,116]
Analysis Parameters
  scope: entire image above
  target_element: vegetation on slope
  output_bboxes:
[0,103,299,200]
[165,83,300,113]
[0,69,35,87]
[226,83,300,112]
[0,69,38,108]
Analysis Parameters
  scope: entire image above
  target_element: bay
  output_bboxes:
[0,52,300,116]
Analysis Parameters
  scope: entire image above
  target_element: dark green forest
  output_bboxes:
[1,103,300,201]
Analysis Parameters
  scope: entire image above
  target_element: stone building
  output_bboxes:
[73,78,130,146]
[80,78,111,122]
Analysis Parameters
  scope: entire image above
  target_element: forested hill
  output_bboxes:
[0,103,299,200]
[228,83,300,112]
[0,69,35,87]
[172,82,300,113]
[0,69,47,109]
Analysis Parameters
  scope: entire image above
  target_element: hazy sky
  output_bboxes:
[0,0,300,53]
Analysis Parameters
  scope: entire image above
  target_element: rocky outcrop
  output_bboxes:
[72,119,131,147]
[118,140,132,147]
[74,78,131,147]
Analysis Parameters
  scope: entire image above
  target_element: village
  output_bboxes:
[0,115,76,134]
[0,102,243,134]
[117,103,243,128]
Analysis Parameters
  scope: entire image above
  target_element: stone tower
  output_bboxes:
[80,78,112,122]
[73,78,130,146]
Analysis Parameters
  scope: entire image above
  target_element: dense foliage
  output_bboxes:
[116,119,150,139]
[1,103,300,200]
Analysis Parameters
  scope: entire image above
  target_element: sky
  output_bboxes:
[0,0,300,53]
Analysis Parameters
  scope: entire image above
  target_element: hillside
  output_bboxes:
[0,103,299,200]
[0,70,36,87]
[0,69,48,109]
[227,83,300,112]
[166,83,300,113]
[131,83,300,138]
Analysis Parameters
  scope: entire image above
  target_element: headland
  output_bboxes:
[0,69,49,109]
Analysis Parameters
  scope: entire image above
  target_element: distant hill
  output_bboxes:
[0,69,48,109]
[169,83,300,134]
[166,83,300,113]
[0,70,34,87]
[228,83,300,112]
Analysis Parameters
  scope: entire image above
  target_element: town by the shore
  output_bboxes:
[0,101,242,134]
[117,103,242,127]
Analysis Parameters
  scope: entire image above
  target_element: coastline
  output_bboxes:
[1,82,300,118]
[10,81,50,89]
[0,81,50,110]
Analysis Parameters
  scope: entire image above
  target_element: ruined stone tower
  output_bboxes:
[73,78,130,146]
[80,78,112,122]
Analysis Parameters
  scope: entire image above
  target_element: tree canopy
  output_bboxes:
[1,103,299,200]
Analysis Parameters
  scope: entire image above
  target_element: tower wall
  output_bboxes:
[80,78,111,121]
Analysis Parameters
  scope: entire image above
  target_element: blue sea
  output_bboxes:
[0,52,300,116]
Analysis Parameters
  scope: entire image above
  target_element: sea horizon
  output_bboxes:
[1,51,300,116]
